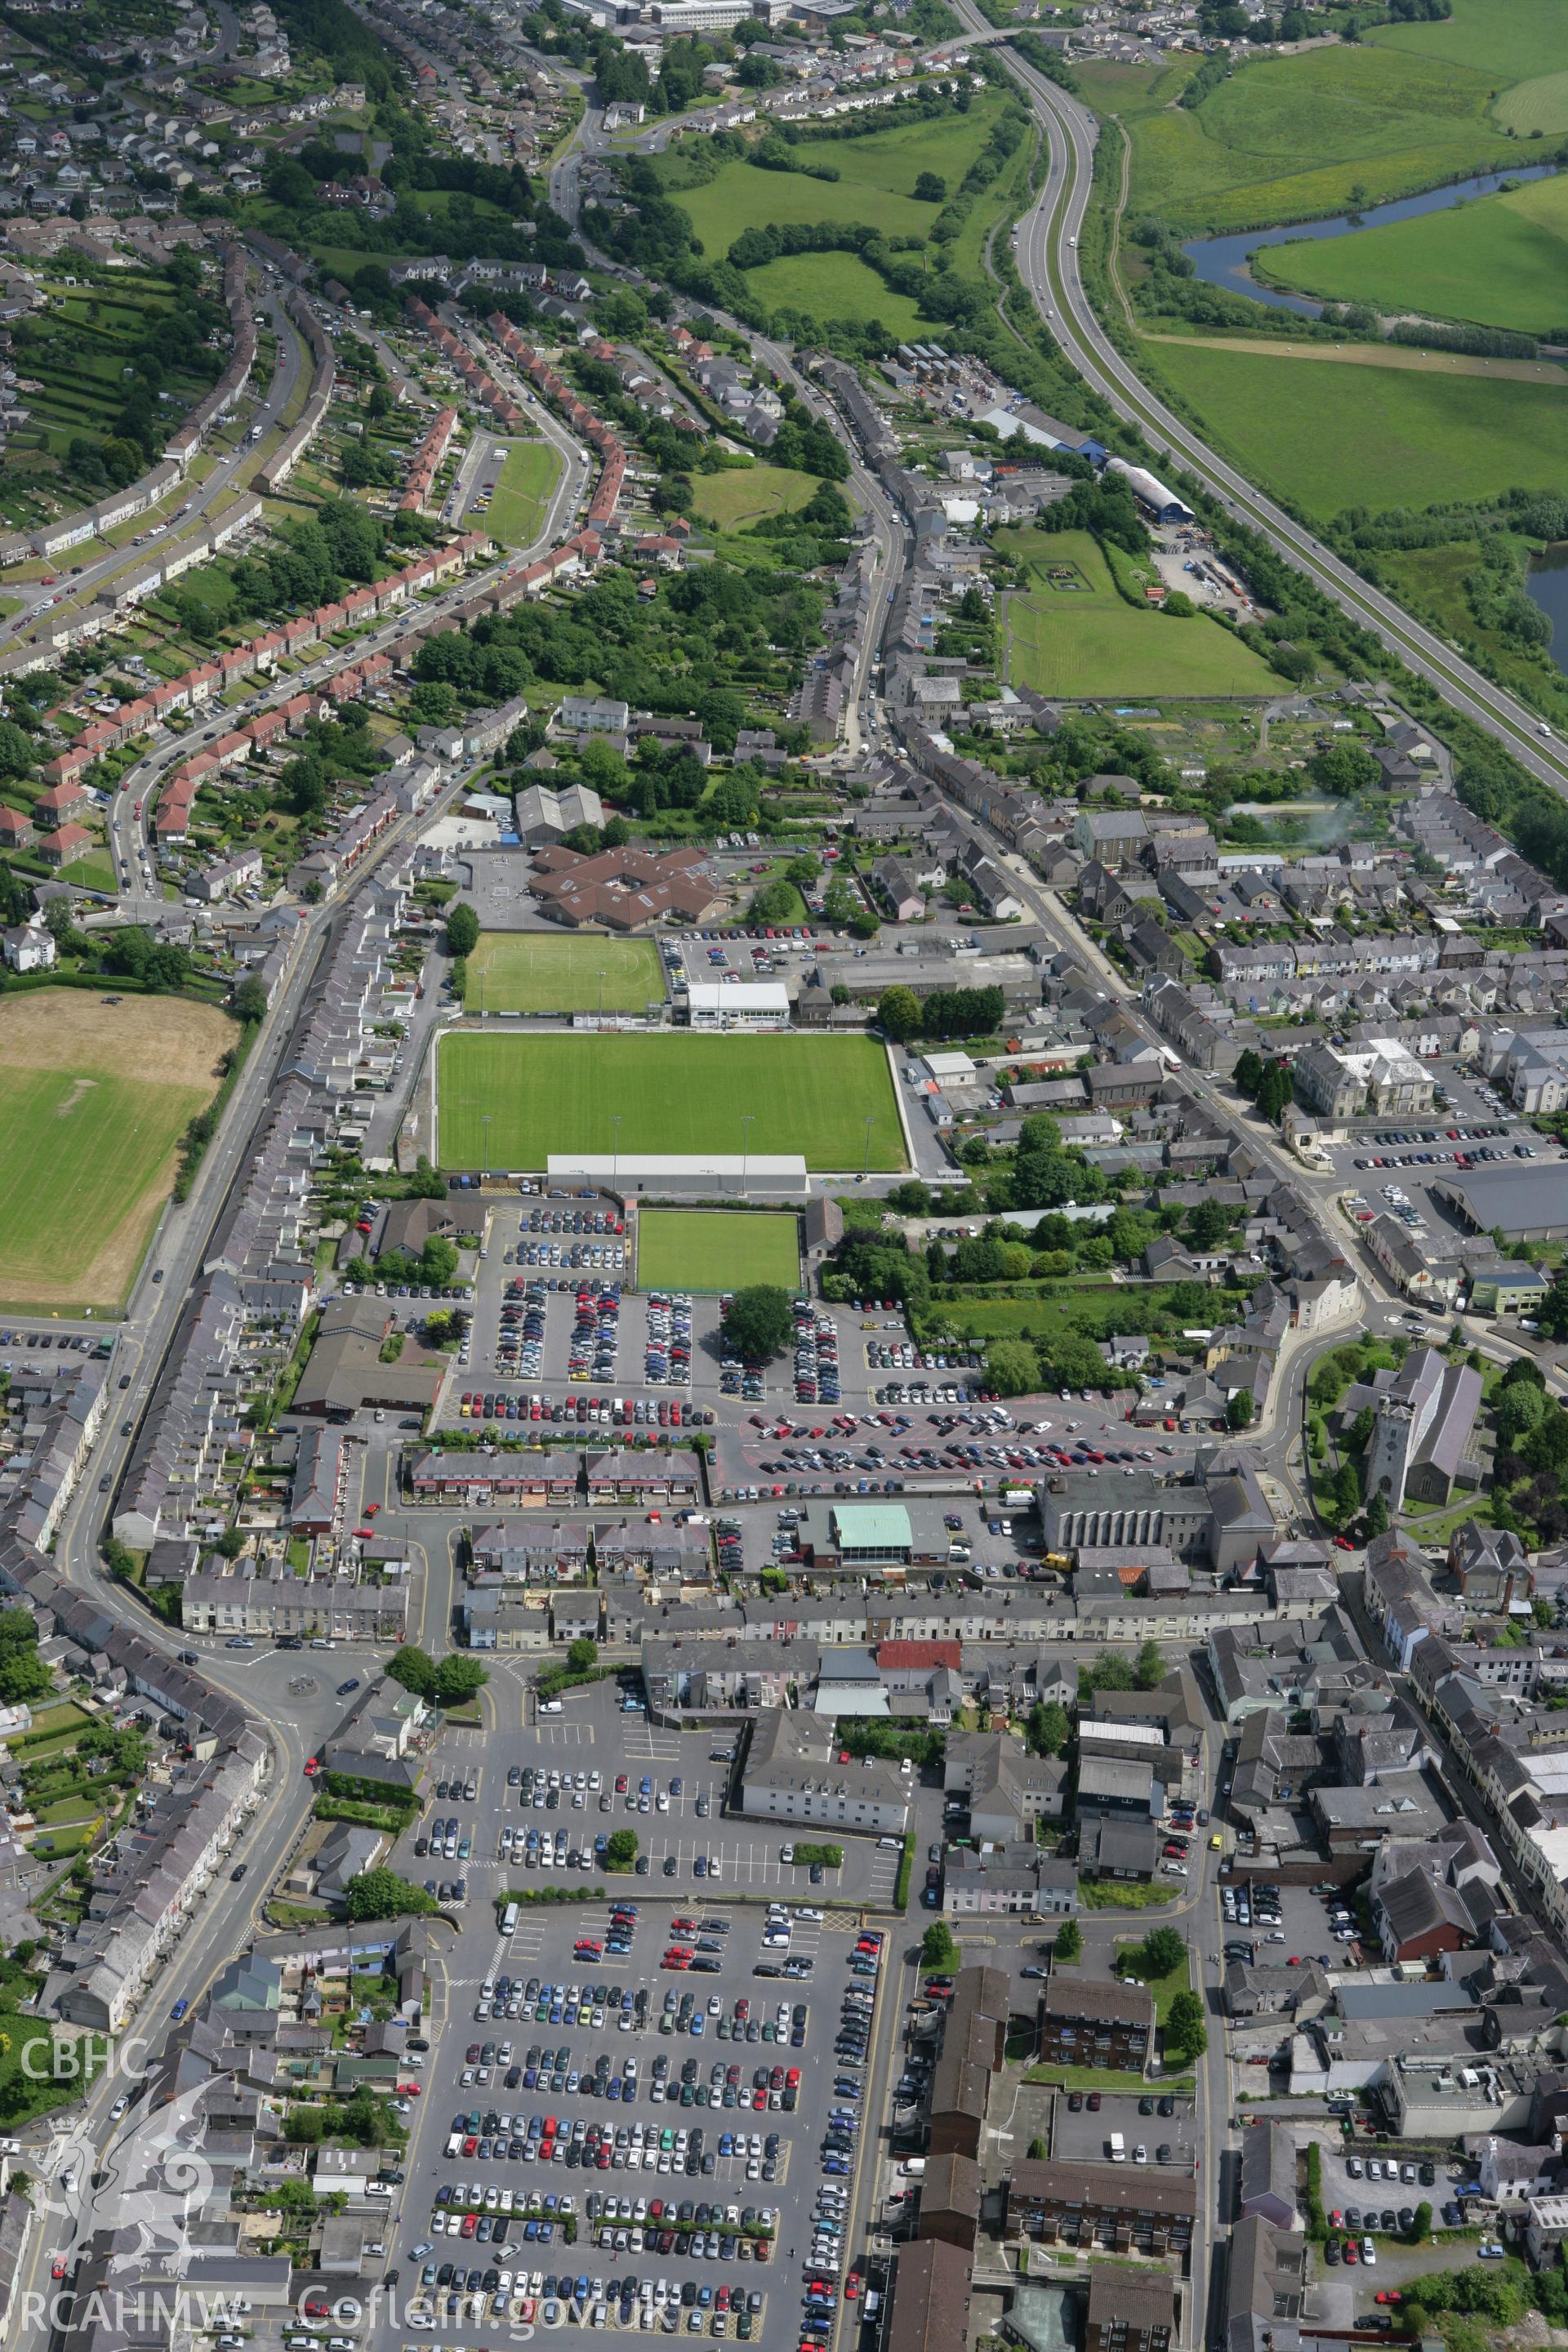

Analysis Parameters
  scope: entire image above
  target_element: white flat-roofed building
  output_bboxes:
[1077,1718,1165,1752]
[684,981,791,1031]
[546,1153,808,1196]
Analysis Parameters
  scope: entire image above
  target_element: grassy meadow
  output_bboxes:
[1147,338,1568,518]
[999,527,1278,698]
[637,1209,802,1294]
[1259,170,1568,332]
[469,933,666,1014]
[483,440,562,548]
[691,466,820,532]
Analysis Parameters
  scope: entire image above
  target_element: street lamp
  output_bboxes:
[611,1111,621,1192]
[740,1113,755,1200]
[598,969,607,1021]
[862,1115,876,1180]
[481,1111,491,1176]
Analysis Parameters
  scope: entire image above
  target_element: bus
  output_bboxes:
[501,1900,519,1936]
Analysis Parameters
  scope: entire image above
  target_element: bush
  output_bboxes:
[791,1843,843,1868]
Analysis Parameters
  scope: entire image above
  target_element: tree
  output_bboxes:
[1311,742,1380,798]
[1080,1649,1135,1696]
[987,1338,1042,1397]
[1226,1391,1255,1430]
[823,871,858,926]
[1256,1059,1293,1122]
[1364,1491,1390,1539]
[914,171,947,201]
[232,975,268,1025]
[385,1645,438,1699]
[920,1920,960,1970]
[1054,1918,1082,1962]
[446,902,480,958]
[1133,1926,1187,1980]
[604,1829,639,1872]
[877,985,923,1043]
[1165,1989,1208,2063]
[724,1286,795,1364]
[343,1869,439,1922]
[0,1645,51,1706]
[751,878,797,923]
[1027,2136,1048,2160]
[434,1655,488,1708]
[1027,1700,1069,1757]
[1187,1197,1232,1250]
[1134,1639,1165,1690]
[1411,2202,1432,2242]
[567,1638,599,1673]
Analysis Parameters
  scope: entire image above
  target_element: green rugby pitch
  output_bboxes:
[470,933,666,1014]
[637,1209,801,1294]
[438,1032,906,1171]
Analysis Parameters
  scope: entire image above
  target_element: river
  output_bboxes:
[1180,163,1561,316]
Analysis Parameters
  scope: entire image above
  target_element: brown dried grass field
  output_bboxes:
[0,991,231,1312]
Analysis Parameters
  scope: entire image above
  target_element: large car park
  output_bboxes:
[385,1685,885,2351]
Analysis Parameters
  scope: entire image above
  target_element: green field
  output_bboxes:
[659,99,1011,250]
[482,439,563,548]
[1368,0,1568,81]
[439,1033,906,1171]
[1148,338,1568,518]
[999,527,1278,697]
[742,252,929,337]
[0,1065,209,1306]
[1260,170,1568,332]
[691,466,820,532]
[1116,44,1517,234]
[469,932,666,1014]
[637,1209,801,1293]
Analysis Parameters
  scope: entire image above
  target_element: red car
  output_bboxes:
[304,1757,319,1776]
[51,2261,68,2281]
[397,2082,421,2096]
[844,2277,861,2301]
[1376,2294,1404,2307]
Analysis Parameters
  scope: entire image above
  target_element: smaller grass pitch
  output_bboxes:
[470,932,666,1014]
[637,1209,800,1295]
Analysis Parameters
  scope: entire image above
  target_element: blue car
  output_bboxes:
[170,1998,188,2021]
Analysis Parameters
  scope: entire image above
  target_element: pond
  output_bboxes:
[1181,165,1561,316]
[1526,544,1568,668]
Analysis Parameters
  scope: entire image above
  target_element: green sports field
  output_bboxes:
[1148,338,1568,519]
[438,1033,906,1171]
[637,1209,801,1294]
[483,439,562,548]
[1259,170,1568,333]
[469,933,666,1014]
[999,527,1278,698]
[0,992,228,1312]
